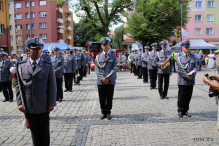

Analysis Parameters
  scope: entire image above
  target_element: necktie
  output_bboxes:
[32,61,37,72]
[2,61,4,65]
[186,54,188,58]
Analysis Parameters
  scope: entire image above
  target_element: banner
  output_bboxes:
[181,28,188,41]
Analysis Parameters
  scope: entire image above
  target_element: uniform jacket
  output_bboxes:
[128,53,135,64]
[51,55,64,78]
[63,54,76,73]
[95,52,118,85]
[155,50,173,74]
[136,53,143,66]
[133,53,138,64]
[15,59,57,114]
[87,55,92,64]
[41,53,51,62]
[175,53,198,85]
[83,54,88,66]
[0,60,13,82]
[148,51,158,70]
[141,52,148,68]
[81,53,86,66]
[76,53,83,68]
[22,54,30,61]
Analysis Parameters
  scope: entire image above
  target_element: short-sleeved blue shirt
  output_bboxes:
[195,53,201,62]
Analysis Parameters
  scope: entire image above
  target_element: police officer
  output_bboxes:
[133,49,138,76]
[0,52,13,102]
[63,47,76,92]
[78,49,84,81]
[41,50,51,62]
[51,51,55,57]
[142,46,149,83]
[95,37,118,120]
[87,52,92,74]
[136,48,143,79]
[15,38,56,145]
[51,46,64,102]
[83,50,88,77]
[171,48,176,72]
[155,41,173,100]
[128,50,135,74]
[11,53,20,63]
[175,40,198,118]
[22,48,30,61]
[148,43,158,90]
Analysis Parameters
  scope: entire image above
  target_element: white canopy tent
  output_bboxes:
[171,39,218,51]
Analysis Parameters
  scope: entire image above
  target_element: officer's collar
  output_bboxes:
[29,57,40,65]
[182,52,190,57]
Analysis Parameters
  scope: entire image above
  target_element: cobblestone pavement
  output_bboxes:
[0,67,219,146]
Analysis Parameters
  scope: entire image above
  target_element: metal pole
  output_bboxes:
[180,0,184,42]
[29,0,31,37]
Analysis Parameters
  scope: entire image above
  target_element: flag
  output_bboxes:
[181,28,188,41]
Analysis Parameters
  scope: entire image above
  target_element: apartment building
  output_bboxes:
[0,0,11,55]
[9,0,16,54]
[13,0,73,54]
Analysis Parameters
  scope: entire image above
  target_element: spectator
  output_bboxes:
[205,55,209,66]
[207,51,216,69]
[195,50,201,71]
[122,57,127,71]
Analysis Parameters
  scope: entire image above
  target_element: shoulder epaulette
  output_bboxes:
[43,60,52,64]
[18,60,27,64]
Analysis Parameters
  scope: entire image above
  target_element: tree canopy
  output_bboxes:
[126,0,191,47]
[112,25,125,49]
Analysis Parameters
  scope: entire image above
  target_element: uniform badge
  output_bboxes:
[35,38,39,43]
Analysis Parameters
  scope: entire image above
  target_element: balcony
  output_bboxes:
[66,35,72,40]
[57,7,63,13]
[57,29,64,33]
[66,26,71,31]
[58,39,64,43]
[57,18,63,24]
[66,17,71,22]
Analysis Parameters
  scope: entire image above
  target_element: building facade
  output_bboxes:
[0,0,11,55]
[9,0,16,54]
[12,0,73,54]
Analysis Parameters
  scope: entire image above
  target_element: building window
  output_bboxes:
[25,2,29,7]
[15,14,22,19]
[206,28,213,34]
[0,1,3,11]
[15,3,21,8]
[195,15,202,21]
[17,46,23,51]
[32,24,35,29]
[0,24,4,34]
[32,34,35,38]
[207,14,214,21]
[11,36,13,42]
[39,12,47,17]
[16,25,22,30]
[9,14,12,20]
[207,1,214,7]
[17,35,23,41]
[26,13,29,18]
[39,1,46,6]
[39,23,47,28]
[195,28,202,35]
[10,25,12,31]
[27,35,30,40]
[32,12,35,18]
[9,3,11,9]
[31,1,34,7]
[40,34,47,39]
[26,24,30,30]
[196,1,202,7]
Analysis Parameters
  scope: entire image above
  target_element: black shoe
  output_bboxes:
[69,90,72,92]
[56,99,59,101]
[59,99,62,102]
[145,81,148,83]
[184,112,191,117]
[2,99,9,102]
[143,81,146,83]
[178,112,183,118]
[0,90,2,92]
[64,89,69,92]
[160,96,164,100]
[153,87,157,89]
[137,77,142,79]
[106,114,112,120]
[100,114,106,120]
[163,96,169,99]
[9,99,13,102]
[150,87,153,90]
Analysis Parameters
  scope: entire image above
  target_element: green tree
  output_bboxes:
[112,25,124,49]
[73,21,99,47]
[53,0,133,37]
[126,0,191,47]
[172,40,177,46]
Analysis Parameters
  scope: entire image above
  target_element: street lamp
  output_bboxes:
[179,0,184,42]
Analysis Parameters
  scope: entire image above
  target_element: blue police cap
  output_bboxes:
[1,52,8,57]
[25,48,28,51]
[86,52,89,54]
[131,50,134,52]
[25,38,44,49]
[74,48,78,51]
[83,50,86,52]
[151,43,157,47]
[78,49,82,51]
[54,46,60,51]
[52,51,54,53]
[65,46,71,50]
[181,40,190,47]
[160,41,167,46]
[100,37,111,44]
[139,48,143,50]
[60,52,64,54]
[135,49,138,51]
[12,53,17,56]
[111,49,115,53]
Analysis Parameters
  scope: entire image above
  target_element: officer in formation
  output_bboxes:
[63,46,76,92]
[136,48,143,79]
[95,37,118,120]
[21,48,30,61]
[155,41,173,100]
[11,53,20,63]
[41,50,51,62]
[171,48,176,72]
[148,43,158,90]
[51,46,64,102]
[142,46,149,83]
[128,50,135,74]
[83,50,88,77]
[175,40,198,118]
[87,52,92,74]
[76,49,83,84]
[133,49,138,76]
[0,52,13,102]
[73,49,79,84]
[15,38,56,145]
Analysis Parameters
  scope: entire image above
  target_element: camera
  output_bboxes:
[204,73,209,77]
[208,86,219,98]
